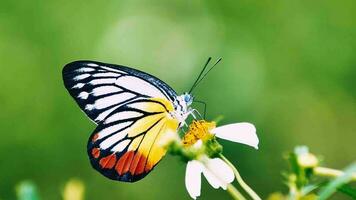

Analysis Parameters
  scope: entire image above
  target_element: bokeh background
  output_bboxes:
[1,0,355,199]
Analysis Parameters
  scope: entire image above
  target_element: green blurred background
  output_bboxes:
[1,0,355,199]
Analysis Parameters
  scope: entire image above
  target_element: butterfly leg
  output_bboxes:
[181,124,188,132]
[193,100,207,118]
[189,109,203,120]
[190,111,197,119]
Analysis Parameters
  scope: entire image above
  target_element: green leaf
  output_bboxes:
[301,184,319,195]
[337,184,356,199]
[318,162,356,200]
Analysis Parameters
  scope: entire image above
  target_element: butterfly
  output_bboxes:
[62,58,220,182]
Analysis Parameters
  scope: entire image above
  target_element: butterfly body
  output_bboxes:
[63,61,192,182]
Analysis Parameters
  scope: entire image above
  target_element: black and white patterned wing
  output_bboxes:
[62,60,178,123]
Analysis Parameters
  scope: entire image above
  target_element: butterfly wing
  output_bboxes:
[62,60,177,123]
[63,61,181,182]
[88,97,178,182]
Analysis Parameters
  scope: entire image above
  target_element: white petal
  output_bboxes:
[206,158,235,185]
[202,158,235,190]
[185,161,203,199]
[201,166,221,189]
[211,123,259,149]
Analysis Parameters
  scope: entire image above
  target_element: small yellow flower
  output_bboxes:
[62,179,85,200]
[182,120,216,146]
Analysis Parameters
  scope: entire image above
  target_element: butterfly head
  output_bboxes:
[172,93,193,124]
[183,92,194,105]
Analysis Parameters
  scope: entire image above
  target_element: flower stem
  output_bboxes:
[220,154,262,200]
[227,184,247,200]
[314,167,356,181]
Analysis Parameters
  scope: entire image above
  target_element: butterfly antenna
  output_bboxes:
[188,57,212,93]
[192,57,222,90]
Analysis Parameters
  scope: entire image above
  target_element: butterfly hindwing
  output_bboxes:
[87,97,179,182]
[62,60,177,123]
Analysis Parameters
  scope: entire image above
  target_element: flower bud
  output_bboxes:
[297,153,318,168]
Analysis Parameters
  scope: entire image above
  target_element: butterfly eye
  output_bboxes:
[184,95,191,103]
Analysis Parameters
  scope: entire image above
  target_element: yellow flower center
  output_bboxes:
[182,120,216,146]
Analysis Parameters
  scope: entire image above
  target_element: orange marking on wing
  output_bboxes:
[145,161,154,173]
[135,155,147,175]
[116,151,134,175]
[122,151,135,174]
[91,148,100,158]
[129,152,142,174]
[99,154,117,169]
[116,152,129,175]
[92,133,99,142]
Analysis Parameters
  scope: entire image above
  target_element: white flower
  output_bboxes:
[211,122,259,149]
[185,156,235,199]
[185,122,259,199]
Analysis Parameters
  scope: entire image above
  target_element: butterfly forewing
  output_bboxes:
[62,61,177,123]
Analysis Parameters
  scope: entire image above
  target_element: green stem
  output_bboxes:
[220,154,262,200]
[314,167,356,181]
[227,184,247,200]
